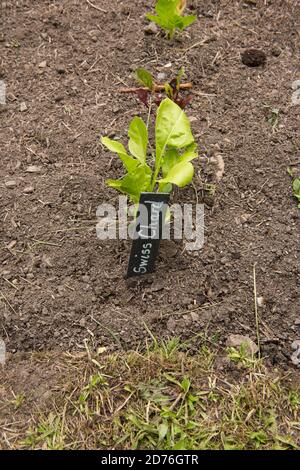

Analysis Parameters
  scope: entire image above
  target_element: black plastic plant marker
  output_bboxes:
[126,192,170,278]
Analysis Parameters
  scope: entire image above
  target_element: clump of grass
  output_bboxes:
[0,339,299,450]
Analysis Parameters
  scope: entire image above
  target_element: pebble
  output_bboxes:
[23,185,34,194]
[235,213,251,225]
[167,318,176,332]
[5,180,17,188]
[157,72,166,81]
[291,340,300,366]
[291,81,300,106]
[271,46,281,57]
[144,22,158,35]
[20,102,27,112]
[38,61,47,68]
[256,296,265,308]
[291,80,300,91]
[226,334,259,356]
[0,339,5,365]
[56,66,66,74]
[7,240,17,249]
[190,311,200,322]
[25,165,42,173]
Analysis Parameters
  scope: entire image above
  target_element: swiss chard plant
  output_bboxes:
[134,67,193,110]
[146,0,196,39]
[288,167,300,209]
[101,98,198,204]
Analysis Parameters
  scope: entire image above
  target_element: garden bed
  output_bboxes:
[0,0,299,368]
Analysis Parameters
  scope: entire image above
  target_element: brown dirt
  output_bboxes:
[1,0,300,367]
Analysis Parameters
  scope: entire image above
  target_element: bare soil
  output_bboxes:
[1,0,300,367]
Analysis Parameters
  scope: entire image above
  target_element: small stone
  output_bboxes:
[7,240,17,249]
[20,102,27,112]
[54,95,64,102]
[42,255,53,268]
[79,318,86,327]
[256,296,264,308]
[235,213,251,225]
[56,66,66,74]
[144,22,158,35]
[166,317,176,332]
[23,185,34,194]
[291,80,300,91]
[190,311,200,322]
[25,165,42,173]
[38,60,47,68]
[291,340,300,366]
[226,334,259,356]
[5,180,17,188]
[157,72,166,81]
[231,251,241,260]
[0,339,6,365]
[271,46,281,57]
[241,49,266,67]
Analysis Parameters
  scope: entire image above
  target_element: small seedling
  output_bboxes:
[262,103,280,130]
[292,179,300,208]
[267,107,280,129]
[288,167,300,208]
[227,344,259,368]
[123,67,193,110]
[101,98,198,204]
[146,0,197,39]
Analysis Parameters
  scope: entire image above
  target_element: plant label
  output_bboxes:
[126,192,170,278]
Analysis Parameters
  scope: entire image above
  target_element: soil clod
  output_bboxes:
[241,49,267,67]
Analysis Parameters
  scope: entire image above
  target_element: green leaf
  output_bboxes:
[146,13,169,29]
[179,148,198,164]
[156,0,179,18]
[155,98,194,161]
[107,165,152,204]
[176,66,185,90]
[146,1,196,37]
[159,160,194,188]
[101,137,138,172]
[128,117,148,164]
[164,82,174,99]
[180,377,191,393]
[158,182,172,193]
[158,422,169,441]
[136,68,154,91]
[176,15,197,30]
[173,440,189,451]
[162,149,180,177]
[293,178,300,194]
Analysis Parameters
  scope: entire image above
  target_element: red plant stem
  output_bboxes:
[118,83,193,94]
